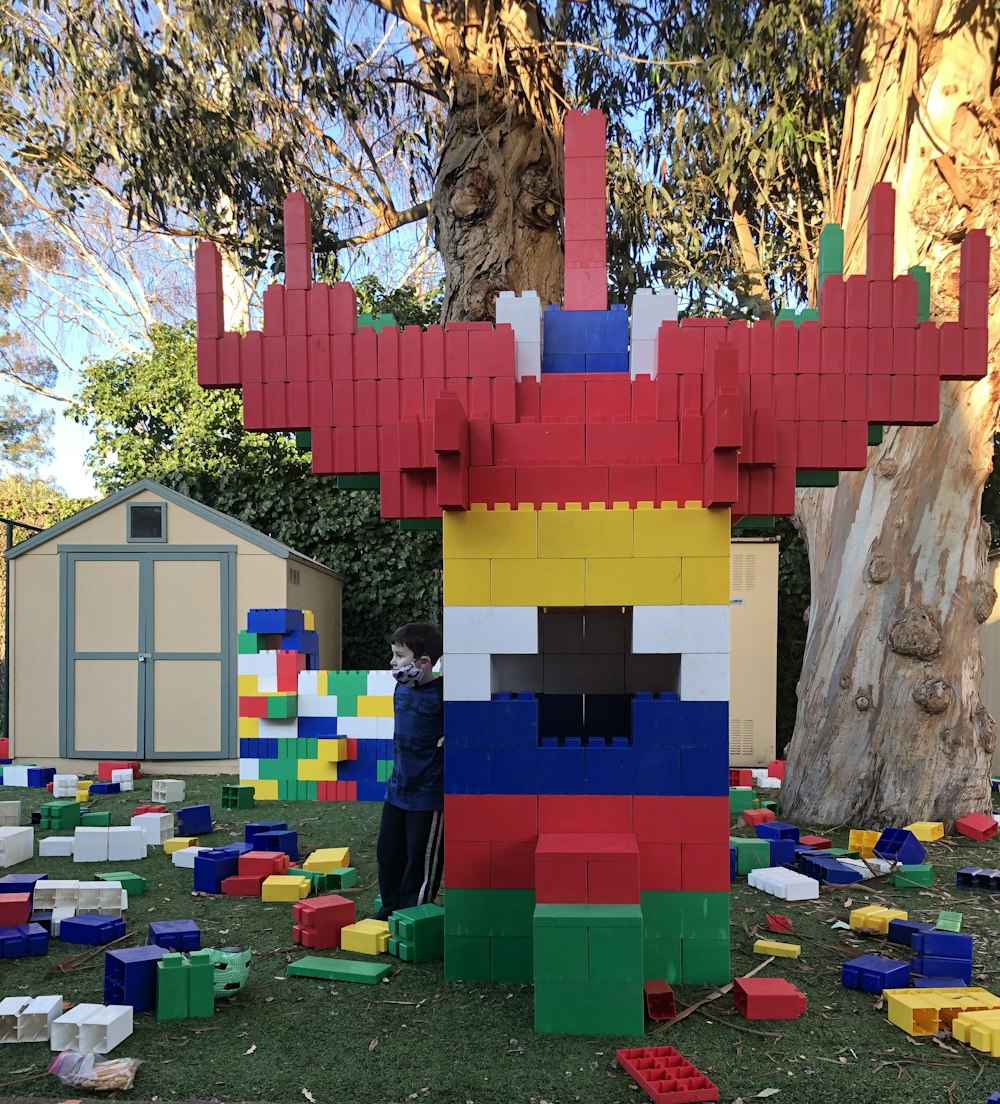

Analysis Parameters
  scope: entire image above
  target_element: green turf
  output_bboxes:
[1,775,999,1103]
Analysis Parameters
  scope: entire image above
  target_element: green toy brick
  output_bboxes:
[823,847,854,859]
[81,811,111,827]
[357,312,397,334]
[892,863,934,888]
[797,469,839,487]
[729,788,755,813]
[40,800,82,830]
[444,889,534,937]
[377,759,393,783]
[534,980,643,1035]
[221,784,255,810]
[97,872,147,896]
[589,924,644,984]
[337,474,381,491]
[533,903,642,929]
[156,954,190,1021]
[297,869,331,892]
[643,937,682,984]
[389,903,445,962]
[868,424,884,445]
[237,631,261,655]
[491,935,533,982]
[187,950,216,1017]
[936,910,963,932]
[287,956,391,984]
[818,223,844,280]
[909,264,931,321]
[729,837,771,875]
[682,937,731,985]
[294,430,311,451]
[679,893,728,940]
[325,671,369,715]
[443,935,492,981]
[759,799,779,813]
[327,866,357,890]
[266,695,298,720]
[533,923,588,982]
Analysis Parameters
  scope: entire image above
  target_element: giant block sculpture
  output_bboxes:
[196,111,990,1035]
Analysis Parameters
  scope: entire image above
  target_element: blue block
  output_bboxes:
[254,830,298,861]
[148,919,201,951]
[247,608,305,634]
[956,866,982,889]
[911,930,973,958]
[445,696,538,749]
[89,782,120,795]
[245,821,287,844]
[356,780,386,802]
[0,922,48,958]
[913,976,970,989]
[631,697,728,750]
[988,1094,1000,1104]
[797,852,863,885]
[104,945,166,1011]
[589,746,683,795]
[239,738,252,757]
[60,914,126,946]
[26,767,56,787]
[768,839,798,867]
[680,742,729,796]
[541,352,588,373]
[282,629,319,654]
[585,352,629,372]
[336,758,363,782]
[220,842,251,856]
[756,822,800,842]
[296,716,339,738]
[443,748,491,794]
[176,805,214,836]
[887,919,936,947]
[873,827,926,866]
[730,846,737,881]
[0,873,47,901]
[543,304,629,356]
[842,954,910,993]
[489,747,585,795]
[193,849,239,893]
[912,955,973,984]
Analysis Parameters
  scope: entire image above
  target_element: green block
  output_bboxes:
[936,910,962,932]
[376,759,393,783]
[96,871,147,896]
[892,863,934,888]
[259,758,296,782]
[221,784,255,810]
[388,935,400,956]
[818,223,844,280]
[294,430,311,451]
[796,469,839,488]
[187,950,216,1017]
[444,935,492,981]
[325,670,369,716]
[327,866,357,890]
[533,922,588,982]
[357,312,397,334]
[643,937,681,984]
[909,264,931,322]
[287,956,391,984]
[679,894,728,940]
[681,937,731,985]
[729,788,755,813]
[297,739,318,759]
[759,799,779,813]
[824,847,854,859]
[156,954,190,1021]
[389,903,445,962]
[492,935,533,982]
[398,518,443,532]
[297,780,316,801]
[444,889,534,938]
[730,837,771,875]
[589,923,644,984]
[81,811,111,827]
[534,980,643,1035]
[337,474,380,491]
[237,631,260,655]
[533,903,641,929]
[731,515,776,532]
[297,869,330,892]
[868,423,884,445]
[266,695,298,720]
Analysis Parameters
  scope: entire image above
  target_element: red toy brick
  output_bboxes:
[637,842,682,891]
[893,275,919,326]
[0,893,30,926]
[197,338,220,388]
[818,274,846,326]
[845,274,870,327]
[633,796,729,844]
[445,840,491,888]
[285,335,308,383]
[445,794,538,842]
[541,377,586,422]
[680,843,730,892]
[490,840,535,890]
[534,857,588,903]
[609,463,657,505]
[132,804,165,815]
[955,813,998,842]
[306,283,329,335]
[221,874,267,896]
[616,1045,719,1104]
[960,228,990,284]
[867,234,895,282]
[798,834,831,849]
[733,977,807,1021]
[292,895,355,950]
[741,808,775,828]
[469,465,516,505]
[355,326,378,379]
[643,980,677,1021]
[331,333,354,380]
[306,334,329,383]
[588,858,640,903]
[767,760,786,780]
[330,282,356,334]
[444,328,470,379]
[195,292,222,341]
[376,325,400,379]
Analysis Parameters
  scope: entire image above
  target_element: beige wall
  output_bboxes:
[9,553,61,760]
[288,556,342,668]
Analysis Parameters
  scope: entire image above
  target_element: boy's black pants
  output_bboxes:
[376,801,444,915]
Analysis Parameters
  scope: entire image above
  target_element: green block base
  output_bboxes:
[287,956,391,983]
[891,864,934,888]
[535,981,643,1035]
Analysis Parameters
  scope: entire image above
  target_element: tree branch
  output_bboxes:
[335,200,431,248]
[362,0,466,67]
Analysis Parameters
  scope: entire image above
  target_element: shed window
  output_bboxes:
[127,503,166,542]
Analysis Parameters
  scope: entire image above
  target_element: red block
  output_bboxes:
[537,795,632,834]
[330,282,357,334]
[893,275,919,325]
[540,377,586,422]
[221,874,267,897]
[818,275,845,326]
[535,857,588,903]
[444,328,470,379]
[609,464,657,506]
[490,840,535,889]
[0,893,30,926]
[238,695,268,719]
[446,840,490,888]
[468,465,516,506]
[741,808,775,828]
[632,796,730,844]
[445,794,538,842]
[306,284,330,335]
[643,980,677,1021]
[355,327,378,378]
[733,977,807,1021]
[616,1045,719,1104]
[680,843,730,892]
[637,842,682,891]
[845,274,870,327]
[955,812,998,842]
[0,737,8,758]
[491,375,517,423]
[291,895,355,950]
[133,804,166,816]
[798,834,831,849]
[767,760,786,780]
[196,337,219,388]
[98,760,141,781]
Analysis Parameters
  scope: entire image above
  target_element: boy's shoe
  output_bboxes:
[373,906,394,921]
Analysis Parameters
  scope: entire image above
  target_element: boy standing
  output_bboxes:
[374,622,445,921]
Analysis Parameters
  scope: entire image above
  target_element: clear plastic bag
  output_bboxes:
[49,1048,143,1091]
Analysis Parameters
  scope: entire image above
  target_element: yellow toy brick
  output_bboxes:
[905,821,945,842]
[357,695,394,718]
[681,556,730,604]
[850,905,907,934]
[164,837,199,855]
[340,918,391,955]
[753,939,800,958]
[317,738,347,762]
[634,503,731,557]
[303,610,315,630]
[297,759,338,782]
[239,716,260,738]
[76,782,92,802]
[883,987,1000,1037]
[491,558,585,606]
[585,557,681,605]
[953,1008,1000,1056]
[238,674,258,695]
[442,558,491,605]
[848,829,880,858]
[304,847,350,873]
[243,778,279,800]
[443,504,538,559]
[537,504,633,559]
[261,875,311,902]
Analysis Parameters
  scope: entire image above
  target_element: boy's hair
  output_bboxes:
[391,622,443,664]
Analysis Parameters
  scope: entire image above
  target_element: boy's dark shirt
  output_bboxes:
[386,677,444,811]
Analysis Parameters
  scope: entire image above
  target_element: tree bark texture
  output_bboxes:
[782,1,1000,826]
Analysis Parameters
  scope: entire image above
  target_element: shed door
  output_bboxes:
[63,551,234,759]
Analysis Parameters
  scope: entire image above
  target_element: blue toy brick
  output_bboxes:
[253,830,298,861]
[445,697,538,750]
[296,716,338,738]
[585,745,682,795]
[630,697,727,750]
[797,853,863,885]
[89,782,120,795]
[768,839,798,867]
[756,822,800,842]
[873,827,926,866]
[912,955,973,984]
[730,846,737,881]
[282,629,319,653]
[957,866,982,889]
[489,747,586,795]
[585,352,629,372]
[987,1093,1000,1104]
[443,748,492,794]
[541,352,588,373]
[148,920,201,952]
[104,945,166,1011]
[244,821,287,844]
[354,780,385,802]
[680,742,729,796]
[247,608,305,634]
[0,873,48,900]
[911,930,974,958]
[176,805,214,836]
[220,842,251,856]
[193,850,239,894]
[60,914,126,946]
[887,919,936,947]
[26,767,56,787]
[913,976,970,988]
[842,954,910,993]
[0,922,49,958]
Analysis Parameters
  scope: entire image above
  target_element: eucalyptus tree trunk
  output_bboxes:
[781,1,1000,827]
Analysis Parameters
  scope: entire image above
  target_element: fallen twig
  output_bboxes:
[652,956,775,1033]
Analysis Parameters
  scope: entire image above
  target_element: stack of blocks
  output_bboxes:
[193,106,992,1035]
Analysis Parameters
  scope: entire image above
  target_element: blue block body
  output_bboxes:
[797,852,863,885]
[104,944,166,1011]
[873,827,925,866]
[247,608,304,634]
[913,975,970,988]
[176,805,214,836]
[756,822,800,842]
[88,782,120,795]
[0,873,48,901]
[0,922,48,957]
[282,630,319,654]
[193,849,239,893]
[730,846,737,881]
[542,305,629,356]
[445,696,538,749]
[59,914,126,945]
[148,919,201,951]
[842,954,910,993]
[26,767,56,787]
[245,821,287,844]
[296,716,338,738]
[912,955,973,984]
[911,930,973,958]
[887,919,936,947]
[768,839,798,867]
[253,830,298,861]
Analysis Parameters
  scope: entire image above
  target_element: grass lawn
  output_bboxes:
[1,775,999,1104]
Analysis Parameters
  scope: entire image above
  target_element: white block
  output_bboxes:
[2,766,29,787]
[50,1003,104,1052]
[0,826,33,867]
[375,716,395,740]
[632,606,730,654]
[78,1005,133,1054]
[297,694,340,718]
[72,827,109,862]
[0,801,20,827]
[257,717,297,736]
[750,769,769,783]
[629,337,656,377]
[53,774,79,798]
[239,759,260,780]
[0,997,30,1042]
[366,669,398,697]
[39,836,75,858]
[110,769,134,791]
[679,652,730,701]
[130,813,174,845]
[171,846,209,868]
[77,881,103,911]
[150,779,185,803]
[33,880,79,911]
[237,652,278,677]
[107,826,147,862]
[496,290,543,380]
[631,287,679,340]
[17,994,62,1043]
[443,606,538,655]
[748,866,819,901]
[440,653,492,702]
[759,775,782,789]
[297,670,321,696]
[335,716,379,740]
[838,856,893,880]
[50,907,75,936]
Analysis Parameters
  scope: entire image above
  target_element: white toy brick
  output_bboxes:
[678,652,730,702]
[18,995,62,1042]
[72,827,109,863]
[171,845,209,869]
[297,695,339,718]
[439,653,491,702]
[366,669,398,697]
[759,775,782,789]
[375,716,395,740]
[78,1005,133,1054]
[150,779,185,803]
[629,337,656,378]
[107,826,147,862]
[0,997,29,1042]
[129,813,173,845]
[33,880,78,911]
[257,717,297,736]
[52,774,78,798]
[748,867,819,901]
[2,766,29,787]
[630,288,679,379]
[839,857,893,880]
[443,606,538,655]
[632,606,730,655]
[50,907,75,936]
[0,801,19,827]
[297,670,321,696]
[334,716,379,740]
[239,759,260,780]
[77,882,103,911]
[237,651,278,678]
[0,826,33,867]
[495,290,542,379]
[39,836,74,858]
[110,769,134,791]
[50,1003,104,1052]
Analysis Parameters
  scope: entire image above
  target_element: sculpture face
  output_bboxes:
[196,110,989,1034]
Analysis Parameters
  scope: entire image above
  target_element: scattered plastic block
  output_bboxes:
[891,864,933,887]
[616,1045,719,1103]
[287,955,391,983]
[96,871,147,897]
[741,808,775,828]
[883,986,1000,1036]
[850,905,908,934]
[753,939,800,959]
[38,837,74,859]
[176,805,213,836]
[643,980,676,1021]
[303,847,350,873]
[262,874,310,902]
[956,813,998,842]
[341,918,390,955]
[0,827,33,868]
[156,951,215,1020]
[937,910,963,932]
[105,945,167,1012]
[59,914,126,945]
[887,918,936,947]
[733,977,806,1020]
[873,827,925,866]
[0,922,49,958]
[221,784,254,810]
[14,994,62,1042]
[388,903,444,962]
[842,953,910,992]
[905,821,944,841]
[747,867,819,901]
[148,920,201,951]
[171,846,209,869]
[151,779,186,803]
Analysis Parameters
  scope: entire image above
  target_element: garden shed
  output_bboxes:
[5,478,343,772]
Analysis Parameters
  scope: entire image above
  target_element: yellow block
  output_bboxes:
[317,738,348,763]
[849,905,907,934]
[239,716,260,738]
[848,829,880,858]
[164,837,199,854]
[243,778,279,800]
[442,558,491,605]
[884,987,1000,1037]
[297,759,338,781]
[304,847,350,873]
[443,504,537,559]
[585,557,681,605]
[681,557,730,604]
[953,1008,1000,1056]
[357,695,394,718]
[76,783,92,801]
[537,504,634,559]
[634,503,731,557]
[262,874,311,902]
[303,610,315,630]
[341,918,391,955]
[238,674,258,695]
[491,558,586,606]
[905,821,945,842]
[753,939,800,958]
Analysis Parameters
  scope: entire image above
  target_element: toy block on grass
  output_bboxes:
[0,893,30,926]
[388,903,445,962]
[891,863,933,887]
[88,782,120,795]
[292,895,356,950]
[341,918,391,954]
[741,808,774,828]
[104,945,166,1012]
[110,768,134,791]
[956,813,998,841]
[171,845,209,868]
[842,953,910,992]
[39,800,82,831]
[730,837,771,875]
[952,1008,1000,1058]
[156,951,215,1020]
[616,1045,719,1104]
[59,914,126,945]
[0,922,49,957]
[798,834,831,849]
[874,827,925,865]
[325,866,358,889]
[287,955,391,983]
[96,871,146,896]
[221,784,255,810]
[81,811,111,827]
[747,867,819,901]
[130,812,175,845]
[753,939,800,958]
[98,760,140,782]
[303,847,350,873]
[0,802,20,827]
[729,787,755,813]
[6,994,62,1042]
[883,986,1000,1036]
[887,918,936,947]
[193,848,239,893]
[176,805,214,836]
[164,837,200,855]
[643,980,677,1021]
[149,920,201,951]
[937,910,963,932]
[221,873,267,896]
[905,820,944,841]
[850,905,907,935]
[754,821,799,842]
[48,1002,103,1050]
[733,977,807,1020]
[262,874,310,901]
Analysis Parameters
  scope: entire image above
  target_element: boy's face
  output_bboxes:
[390,642,431,684]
